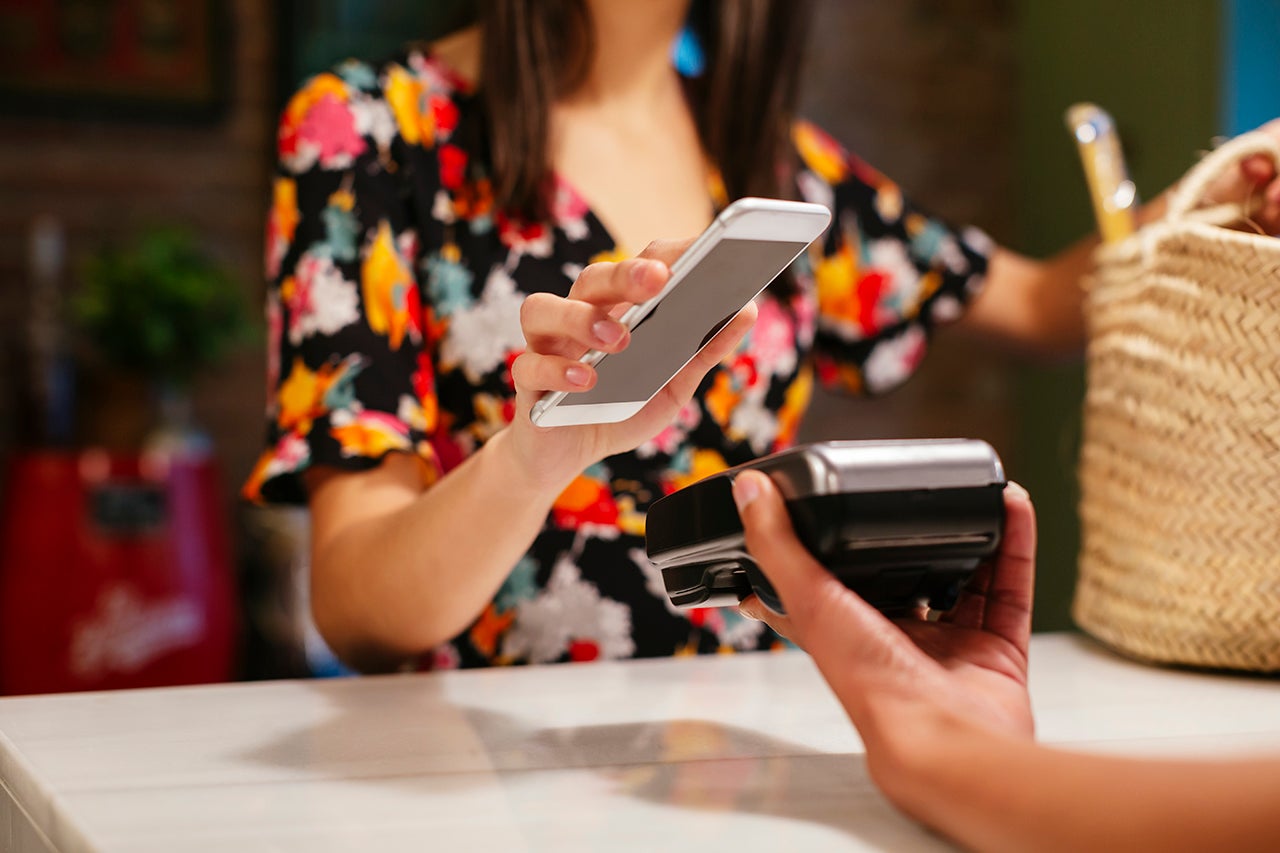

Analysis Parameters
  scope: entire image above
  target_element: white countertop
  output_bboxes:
[2,631,1279,852]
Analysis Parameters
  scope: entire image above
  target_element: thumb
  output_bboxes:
[732,470,897,657]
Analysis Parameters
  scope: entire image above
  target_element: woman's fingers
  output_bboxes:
[515,235,748,435]
[564,240,694,318]
[1237,119,1280,233]
[1241,156,1275,184]
[635,237,695,266]
[567,255,670,307]
[510,350,597,398]
[1239,155,1280,233]
[1261,177,1280,233]
[521,247,682,362]
[520,292,630,359]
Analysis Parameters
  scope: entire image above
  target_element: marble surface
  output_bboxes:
[2,632,1280,852]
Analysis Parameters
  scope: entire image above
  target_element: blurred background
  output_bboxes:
[0,0,1276,693]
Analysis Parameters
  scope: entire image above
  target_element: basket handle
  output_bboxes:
[1166,131,1280,222]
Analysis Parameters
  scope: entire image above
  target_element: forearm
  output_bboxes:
[311,427,571,671]
[874,712,1280,853]
[959,240,1092,356]
[959,191,1173,356]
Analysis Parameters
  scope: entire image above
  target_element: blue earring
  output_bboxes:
[671,24,706,78]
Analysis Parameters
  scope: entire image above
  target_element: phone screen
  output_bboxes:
[565,237,809,407]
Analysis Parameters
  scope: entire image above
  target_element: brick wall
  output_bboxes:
[797,0,1020,460]
[0,0,274,499]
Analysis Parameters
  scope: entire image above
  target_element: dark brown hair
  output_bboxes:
[478,0,814,220]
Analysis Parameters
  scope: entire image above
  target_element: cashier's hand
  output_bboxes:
[733,472,1037,787]
[1208,118,1280,234]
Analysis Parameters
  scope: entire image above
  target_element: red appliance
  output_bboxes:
[0,450,237,695]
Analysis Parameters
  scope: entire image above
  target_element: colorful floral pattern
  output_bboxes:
[245,50,990,669]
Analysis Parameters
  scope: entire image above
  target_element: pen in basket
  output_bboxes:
[1065,103,1138,243]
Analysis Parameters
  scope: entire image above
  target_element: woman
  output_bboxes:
[245,0,1280,672]
[732,471,1280,850]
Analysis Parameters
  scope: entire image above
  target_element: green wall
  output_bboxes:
[1012,2,1222,630]
[277,1,475,101]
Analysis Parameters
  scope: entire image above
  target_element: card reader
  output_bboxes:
[644,439,1006,615]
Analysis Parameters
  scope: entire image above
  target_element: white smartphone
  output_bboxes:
[529,197,832,427]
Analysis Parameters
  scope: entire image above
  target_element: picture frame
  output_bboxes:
[0,0,230,122]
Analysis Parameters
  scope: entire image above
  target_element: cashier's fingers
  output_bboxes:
[732,470,901,657]
[738,593,796,642]
[934,482,1036,666]
[976,481,1037,655]
[939,561,993,629]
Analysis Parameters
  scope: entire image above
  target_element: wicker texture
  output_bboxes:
[1074,131,1280,671]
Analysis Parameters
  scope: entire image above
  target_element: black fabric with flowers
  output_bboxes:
[245,50,992,668]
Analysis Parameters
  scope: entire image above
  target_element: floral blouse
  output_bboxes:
[243,49,992,669]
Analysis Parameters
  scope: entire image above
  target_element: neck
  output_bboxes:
[569,0,691,109]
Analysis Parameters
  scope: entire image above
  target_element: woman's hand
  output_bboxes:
[509,239,757,488]
[732,471,1037,794]
[1207,118,1280,233]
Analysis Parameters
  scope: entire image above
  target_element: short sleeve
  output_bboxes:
[792,121,993,396]
[244,60,447,504]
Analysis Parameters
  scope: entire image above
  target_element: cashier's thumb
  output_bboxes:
[733,471,838,616]
[734,470,908,677]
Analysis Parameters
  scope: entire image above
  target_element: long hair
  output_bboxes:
[478,0,814,221]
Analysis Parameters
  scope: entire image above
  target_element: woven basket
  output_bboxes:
[1073,131,1280,672]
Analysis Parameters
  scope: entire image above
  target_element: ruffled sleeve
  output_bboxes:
[793,121,993,395]
[244,59,453,504]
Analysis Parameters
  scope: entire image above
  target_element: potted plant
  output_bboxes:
[72,227,250,451]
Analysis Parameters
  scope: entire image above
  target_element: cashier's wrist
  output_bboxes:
[860,698,1006,811]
